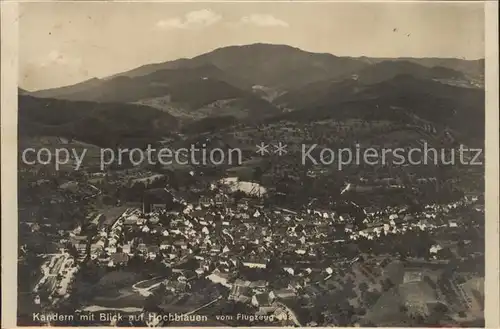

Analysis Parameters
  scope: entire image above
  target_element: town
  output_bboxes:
[14,8,487,326]
[18,148,485,327]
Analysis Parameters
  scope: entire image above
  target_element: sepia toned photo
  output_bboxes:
[1,1,498,327]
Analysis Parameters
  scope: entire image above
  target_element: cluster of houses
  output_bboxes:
[70,189,479,272]
[61,185,483,326]
[347,195,480,242]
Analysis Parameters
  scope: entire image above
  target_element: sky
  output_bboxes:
[18,1,485,91]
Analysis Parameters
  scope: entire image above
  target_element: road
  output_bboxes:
[132,276,166,297]
[182,296,223,316]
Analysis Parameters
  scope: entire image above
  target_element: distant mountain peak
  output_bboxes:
[208,42,339,57]
[28,42,483,110]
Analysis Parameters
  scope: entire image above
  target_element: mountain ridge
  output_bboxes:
[275,74,484,141]
[18,94,179,148]
[20,43,484,142]
[26,43,484,95]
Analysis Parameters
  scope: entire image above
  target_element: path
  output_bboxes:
[182,296,223,316]
[132,276,165,297]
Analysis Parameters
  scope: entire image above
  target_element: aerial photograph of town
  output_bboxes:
[15,1,486,327]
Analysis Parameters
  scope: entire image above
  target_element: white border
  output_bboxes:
[1,1,498,329]
[1,1,19,328]
[484,1,499,328]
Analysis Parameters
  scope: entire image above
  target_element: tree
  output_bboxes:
[253,166,264,182]
[144,295,161,312]
[358,282,369,293]
[456,240,467,258]
[66,243,79,259]
[423,276,436,289]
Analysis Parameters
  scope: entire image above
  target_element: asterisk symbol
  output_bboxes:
[273,142,288,156]
[256,142,270,156]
